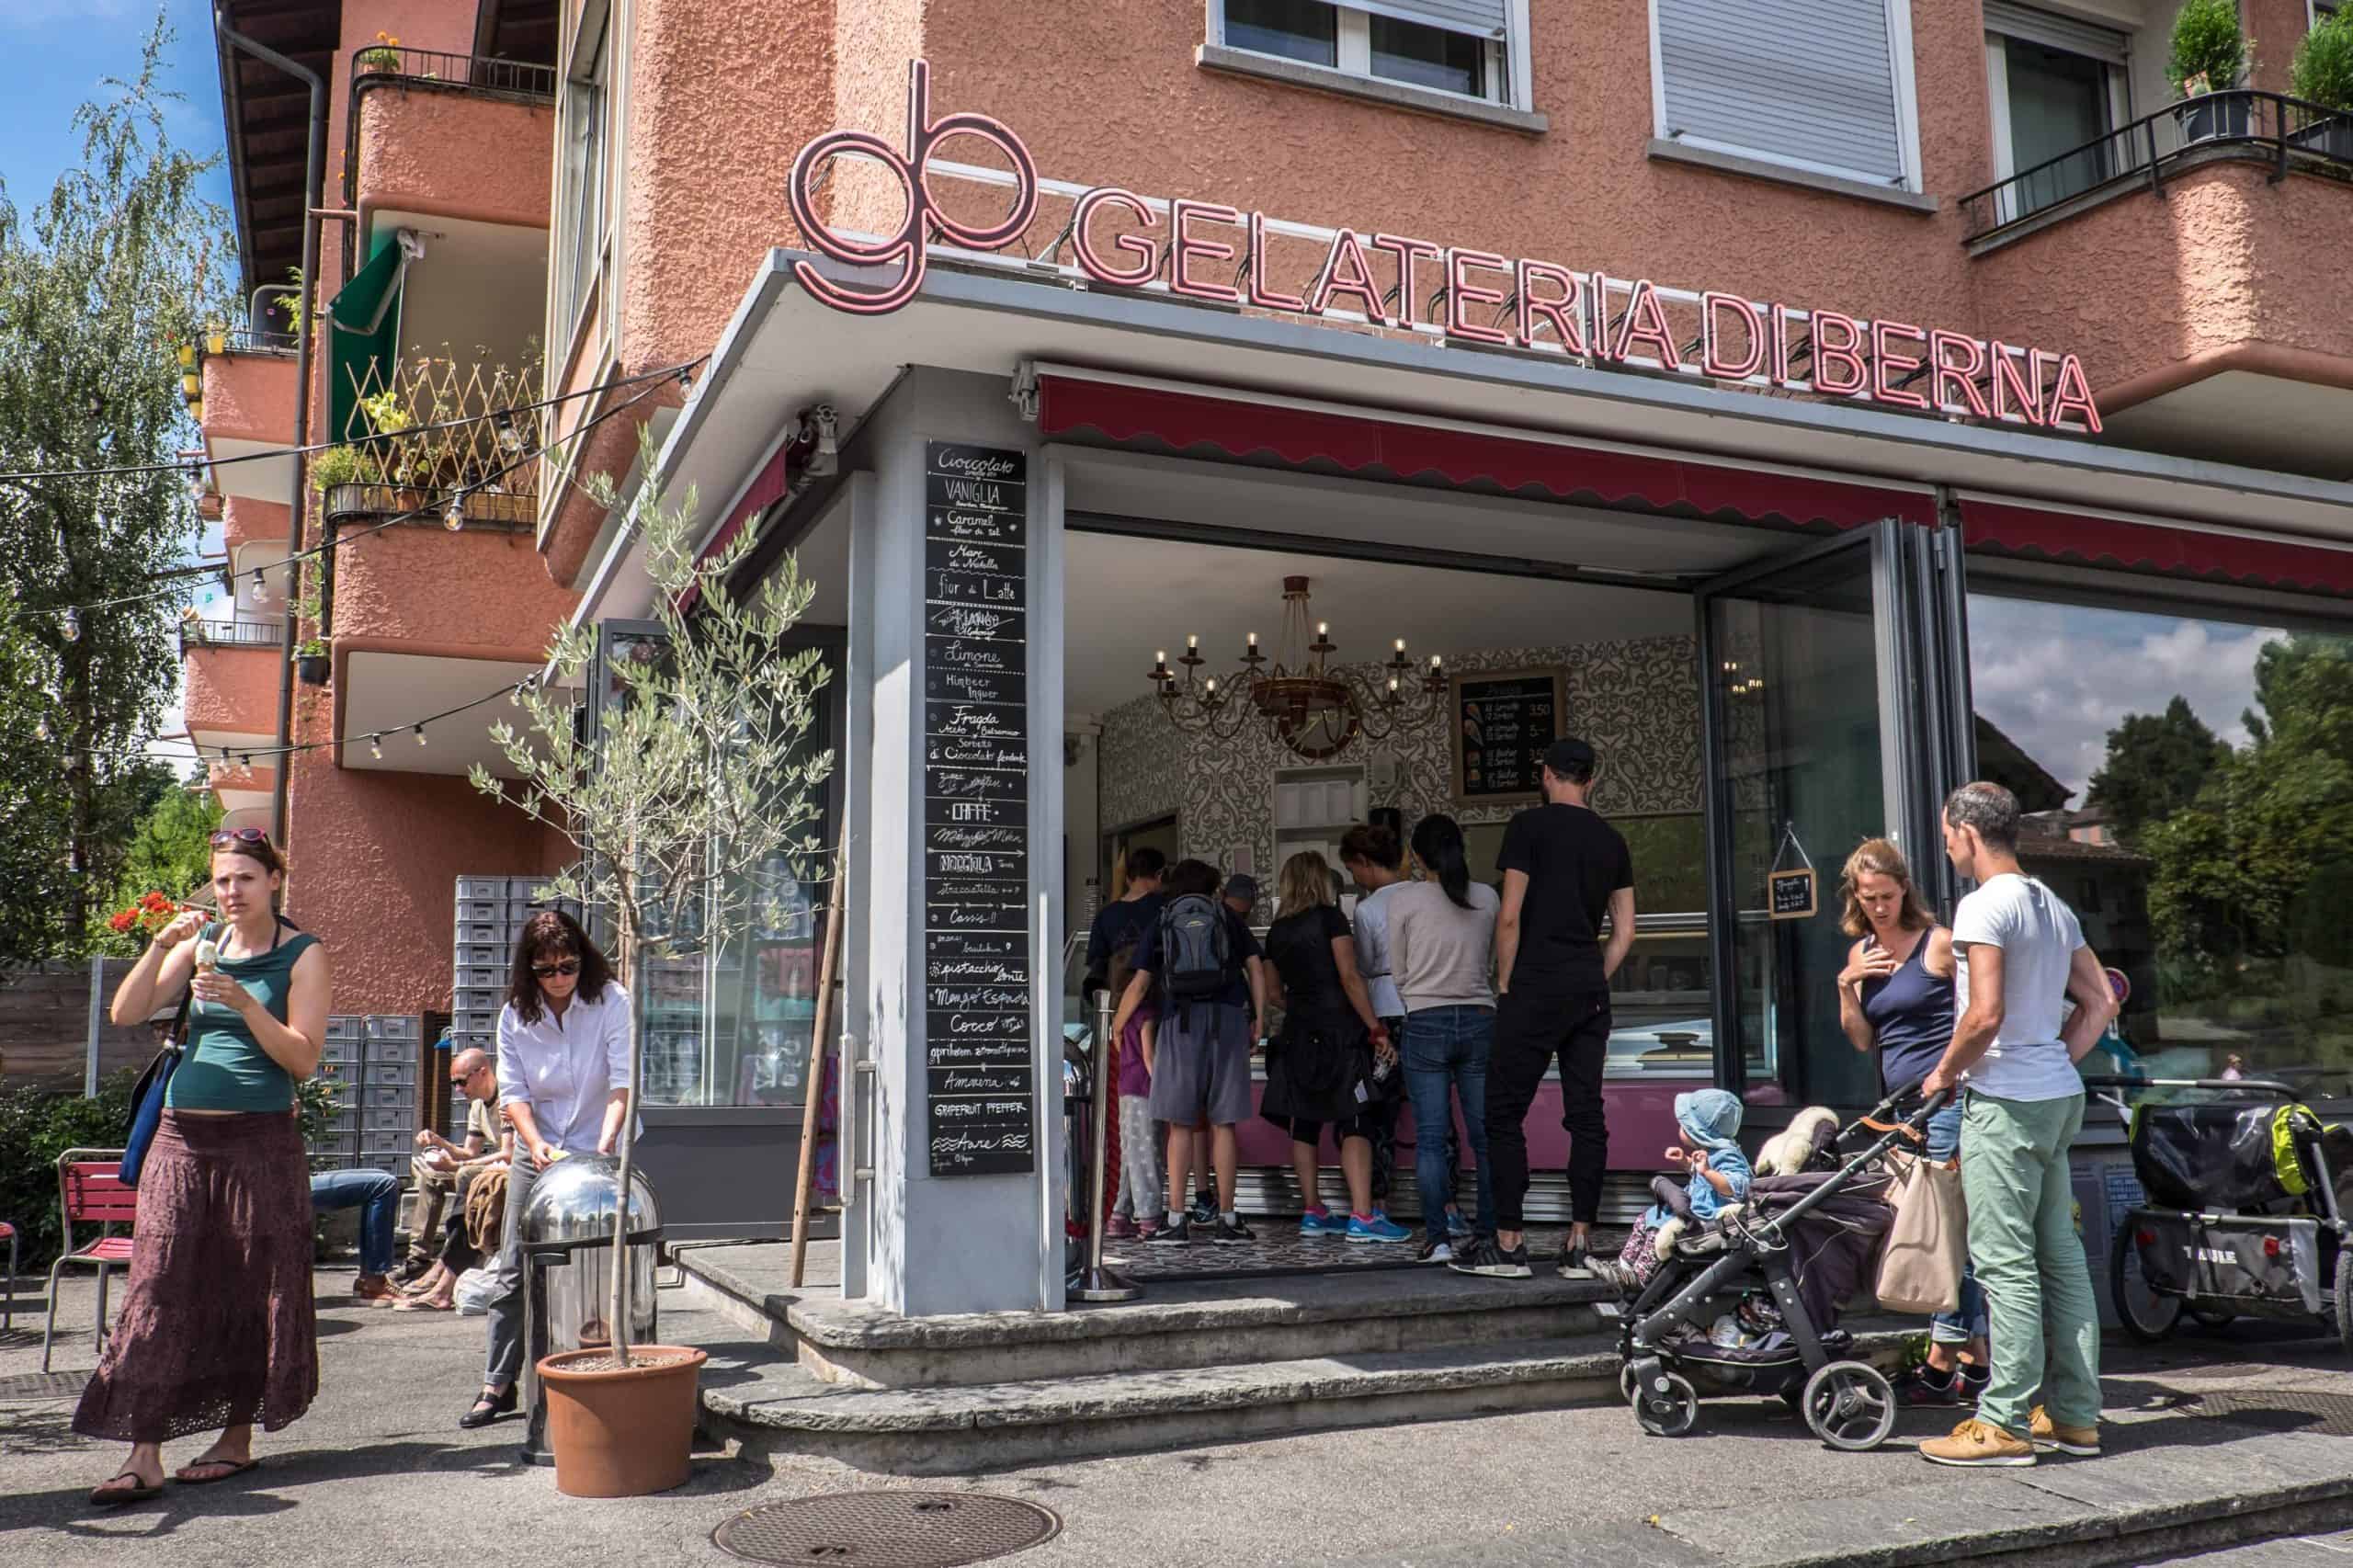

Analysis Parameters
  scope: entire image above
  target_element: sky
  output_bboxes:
[1967,594,2284,803]
[2,3,235,767]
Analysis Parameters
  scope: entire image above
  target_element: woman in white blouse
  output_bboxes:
[460,910,631,1429]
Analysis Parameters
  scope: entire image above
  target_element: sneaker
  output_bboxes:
[1555,1245,1596,1280]
[1188,1195,1217,1226]
[2029,1405,2100,1457]
[1898,1365,1967,1407]
[1448,1237,1532,1278]
[1918,1417,2036,1468]
[1347,1212,1412,1244]
[1212,1215,1256,1245]
[1588,1256,1639,1294]
[1418,1237,1454,1264]
[1446,1210,1475,1242]
[1298,1207,1345,1237]
[1106,1215,1138,1241]
[1148,1217,1193,1246]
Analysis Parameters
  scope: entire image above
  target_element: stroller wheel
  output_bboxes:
[1802,1361,1896,1452]
[1620,1364,1640,1403]
[2109,1223,2181,1343]
[1631,1368,1699,1437]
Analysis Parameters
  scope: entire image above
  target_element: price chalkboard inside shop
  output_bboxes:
[1450,670,1566,804]
[921,442,1037,1178]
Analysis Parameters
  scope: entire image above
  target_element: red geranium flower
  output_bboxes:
[109,911,136,932]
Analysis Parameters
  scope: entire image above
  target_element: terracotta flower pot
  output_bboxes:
[536,1345,707,1498]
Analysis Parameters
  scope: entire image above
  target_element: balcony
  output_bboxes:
[199,335,302,505]
[178,616,286,656]
[1963,90,2353,481]
[181,618,285,749]
[349,46,556,238]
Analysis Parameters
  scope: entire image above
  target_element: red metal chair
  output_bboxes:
[0,1218,17,1333]
[42,1150,138,1373]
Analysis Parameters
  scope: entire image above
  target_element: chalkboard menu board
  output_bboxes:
[923,442,1037,1178]
[1449,669,1566,804]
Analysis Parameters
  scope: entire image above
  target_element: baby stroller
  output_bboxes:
[1620,1085,1948,1450]
[2088,1074,2353,1348]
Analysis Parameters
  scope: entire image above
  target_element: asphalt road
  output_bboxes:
[6,1269,2353,1568]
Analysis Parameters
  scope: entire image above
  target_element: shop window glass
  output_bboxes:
[1969,592,2353,1098]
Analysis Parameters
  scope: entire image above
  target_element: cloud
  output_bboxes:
[1967,595,2279,801]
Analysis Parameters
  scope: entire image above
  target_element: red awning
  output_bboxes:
[1035,373,1935,532]
[1960,499,2353,599]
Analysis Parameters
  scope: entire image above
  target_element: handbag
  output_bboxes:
[119,984,195,1189]
[1874,1146,1969,1314]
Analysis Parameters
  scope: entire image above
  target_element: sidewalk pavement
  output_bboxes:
[5,1267,2351,1568]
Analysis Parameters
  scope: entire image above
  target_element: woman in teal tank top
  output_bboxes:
[75,829,334,1506]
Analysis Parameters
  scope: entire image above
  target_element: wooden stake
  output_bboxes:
[789,853,847,1289]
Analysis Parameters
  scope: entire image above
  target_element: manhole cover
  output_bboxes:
[0,1371,89,1402]
[714,1492,1061,1567]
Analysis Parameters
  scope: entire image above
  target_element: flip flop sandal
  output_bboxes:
[174,1458,260,1486]
[90,1473,164,1506]
[393,1295,453,1312]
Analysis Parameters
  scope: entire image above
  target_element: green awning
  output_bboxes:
[325,231,407,445]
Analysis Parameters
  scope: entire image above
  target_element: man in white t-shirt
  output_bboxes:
[1918,782,2118,1470]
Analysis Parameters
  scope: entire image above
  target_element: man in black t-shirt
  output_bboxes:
[1451,737,1636,1282]
[1083,847,1166,1003]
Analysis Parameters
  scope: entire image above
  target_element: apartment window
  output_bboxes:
[1216,0,1518,106]
[1651,0,1920,188]
[1984,2,2129,215]
[555,7,612,337]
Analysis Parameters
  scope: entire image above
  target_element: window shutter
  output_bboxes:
[1354,1,1510,40]
[1657,0,1907,184]
[1982,1,2128,66]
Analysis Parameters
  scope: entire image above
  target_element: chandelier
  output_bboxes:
[1147,575,1449,760]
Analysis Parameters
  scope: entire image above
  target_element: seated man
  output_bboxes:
[400,1047,504,1279]
[400,1069,516,1312]
[309,1166,404,1304]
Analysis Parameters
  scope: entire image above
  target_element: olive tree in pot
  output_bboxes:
[2169,0,2253,142]
[471,432,834,1497]
[2291,7,2353,160]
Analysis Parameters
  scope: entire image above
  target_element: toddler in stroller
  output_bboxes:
[1619,1085,1947,1449]
[1598,1089,1753,1292]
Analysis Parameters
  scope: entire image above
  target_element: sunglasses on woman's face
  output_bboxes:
[531,959,582,979]
[210,827,271,848]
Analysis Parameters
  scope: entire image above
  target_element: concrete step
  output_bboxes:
[677,1245,1619,1388]
[696,1323,1915,1475]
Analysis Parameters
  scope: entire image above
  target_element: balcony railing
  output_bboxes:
[180,618,286,655]
[349,45,556,105]
[328,356,543,505]
[1961,89,2353,243]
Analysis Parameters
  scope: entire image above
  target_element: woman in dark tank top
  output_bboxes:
[1834,837,1986,1404]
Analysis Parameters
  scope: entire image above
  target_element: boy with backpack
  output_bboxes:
[1109,858,1267,1244]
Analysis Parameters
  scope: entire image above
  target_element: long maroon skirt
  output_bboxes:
[72,1110,318,1443]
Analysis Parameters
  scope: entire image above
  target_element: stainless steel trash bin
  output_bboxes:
[516,1154,662,1465]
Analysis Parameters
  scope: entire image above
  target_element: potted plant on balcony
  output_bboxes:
[471,434,834,1498]
[295,638,330,687]
[355,32,400,74]
[2169,0,2253,142]
[2290,7,2353,160]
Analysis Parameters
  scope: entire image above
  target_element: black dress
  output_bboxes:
[1259,905,1381,1130]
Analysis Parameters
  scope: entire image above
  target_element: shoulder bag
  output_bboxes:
[1873,1146,1969,1315]
[120,985,195,1189]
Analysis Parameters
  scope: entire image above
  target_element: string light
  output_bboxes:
[369,733,383,761]
[36,717,51,742]
[414,725,427,747]
[61,608,80,642]
[443,490,466,532]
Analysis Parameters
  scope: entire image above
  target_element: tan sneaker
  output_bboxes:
[1918,1416,2037,1467]
[2029,1405,2100,1457]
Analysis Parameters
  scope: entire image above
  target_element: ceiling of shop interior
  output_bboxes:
[1061,528,1697,717]
[2102,370,2353,483]
[376,211,549,371]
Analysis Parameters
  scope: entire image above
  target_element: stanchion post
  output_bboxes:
[1071,990,1140,1302]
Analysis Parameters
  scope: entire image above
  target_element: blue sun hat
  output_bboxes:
[1673,1088,1744,1153]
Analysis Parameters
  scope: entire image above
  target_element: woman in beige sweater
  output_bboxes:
[1387,814,1500,1261]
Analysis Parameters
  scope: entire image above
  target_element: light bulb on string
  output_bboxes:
[368,733,382,761]
[36,717,51,743]
[414,725,427,747]
[61,608,80,642]
[443,491,466,532]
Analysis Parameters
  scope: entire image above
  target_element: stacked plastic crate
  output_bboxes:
[358,1017,422,1175]
[315,1017,364,1167]
[449,875,583,1124]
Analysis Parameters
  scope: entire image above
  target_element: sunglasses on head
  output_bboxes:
[531,959,582,979]
[210,827,272,849]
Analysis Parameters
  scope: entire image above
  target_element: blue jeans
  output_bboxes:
[1925,1103,1990,1347]
[311,1168,401,1278]
[1404,1006,1495,1239]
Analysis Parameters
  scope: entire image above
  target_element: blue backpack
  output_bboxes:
[1157,893,1234,1007]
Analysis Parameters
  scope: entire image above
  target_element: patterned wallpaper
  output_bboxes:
[1093,636,1702,894]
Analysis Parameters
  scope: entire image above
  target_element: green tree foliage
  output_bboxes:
[0,17,233,957]
[2086,696,2225,844]
[474,432,834,1362]
[86,768,222,955]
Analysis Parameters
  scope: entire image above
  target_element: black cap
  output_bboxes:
[1542,737,1597,777]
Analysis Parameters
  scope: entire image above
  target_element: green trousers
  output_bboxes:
[1959,1089,2102,1435]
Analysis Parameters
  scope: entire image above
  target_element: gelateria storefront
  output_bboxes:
[584,131,2353,1322]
